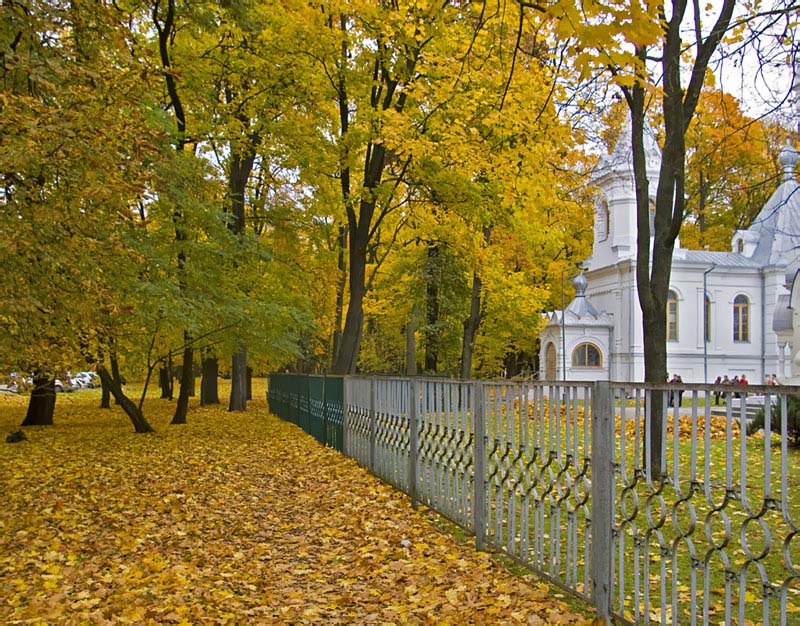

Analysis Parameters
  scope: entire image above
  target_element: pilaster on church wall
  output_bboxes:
[762,267,790,371]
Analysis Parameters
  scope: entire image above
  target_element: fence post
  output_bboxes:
[342,377,349,456]
[408,378,419,510]
[591,381,613,622]
[473,381,486,551]
[322,375,328,447]
[369,377,377,472]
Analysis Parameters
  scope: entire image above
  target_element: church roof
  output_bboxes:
[593,120,661,183]
[675,249,761,268]
[545,273,613,328]
[740,141,800,266]
[773,294,792,333]
[565,273,599,317]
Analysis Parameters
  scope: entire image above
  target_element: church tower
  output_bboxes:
[587,124,662,271]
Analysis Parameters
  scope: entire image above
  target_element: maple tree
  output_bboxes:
[289,0,592,376]
[681,89,789,250]
[3,0,794,416]
[0,0,162,427]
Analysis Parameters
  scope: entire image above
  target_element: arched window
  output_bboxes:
[736,239,744,253]
[667,290,679,341]
[734,295,750,342]
[572,343,602,368]
[704,295,711,342]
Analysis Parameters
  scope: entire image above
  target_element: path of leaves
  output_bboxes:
[0,387,593,624]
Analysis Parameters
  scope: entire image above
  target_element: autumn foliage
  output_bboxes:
[0,386,592,624]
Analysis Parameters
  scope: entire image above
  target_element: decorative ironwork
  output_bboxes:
[270,374,800,624]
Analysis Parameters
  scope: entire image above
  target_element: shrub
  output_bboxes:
[747,395,800,446]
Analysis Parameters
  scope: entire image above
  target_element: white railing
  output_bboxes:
[288,376,800,624]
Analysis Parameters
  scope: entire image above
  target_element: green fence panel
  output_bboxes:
[324,376,344,453]
[268,374,344,452]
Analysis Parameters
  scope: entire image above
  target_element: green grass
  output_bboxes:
[477,401,800,624]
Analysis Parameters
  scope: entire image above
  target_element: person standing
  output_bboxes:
[669,373,682,407]
[713,376,722,405]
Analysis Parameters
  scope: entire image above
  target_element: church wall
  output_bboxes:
[538,323,612,382]
[667,263,762,383]
[554,126,798,385]
[582,260,785,383]
[585,260,641,381]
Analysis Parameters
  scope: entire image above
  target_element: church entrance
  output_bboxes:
[545,342,557,381]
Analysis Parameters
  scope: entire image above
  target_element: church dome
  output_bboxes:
[779,140,798,181]
[573,272,588,294]
[742,139,800,265]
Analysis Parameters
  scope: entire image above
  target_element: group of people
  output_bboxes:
[710,373,779,405]
[669,372,780,407]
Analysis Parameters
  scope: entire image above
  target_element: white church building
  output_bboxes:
[539,127,800,385]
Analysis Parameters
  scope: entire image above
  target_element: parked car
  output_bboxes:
[69,371,98,389]
[2,373,32,393]
[54,377,78,392]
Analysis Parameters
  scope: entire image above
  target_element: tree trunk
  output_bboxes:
[246,366,253,401]
[631,84,668,479]
[424,245,440,374]
[332,223,368,374]
[331,224,348,369]
[97,366,154,433]
[100,376,111,409]
[627,0,733,478]
[171,338,193,425]
[159,366,172,399]
[21,374,55,426]
[406,303,419,376]
[229,348,248,411]
[460,272,483,380]
[110,353,123,405]
[200,356,219,405]
[698,170,708,235]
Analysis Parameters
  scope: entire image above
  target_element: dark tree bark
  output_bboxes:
[171,336,192,425]
[224,114,257,408]
[100,377,111,409]
[21,374,55,426]
[246,366,253,401]
[623,0,735,476]
[97,366,154,433]
[229,349,247,411]
[460,227,489,379]
[330,16,419,374]
[158,366,172,400]
[406,303,419,376]
[331,224,348,368]
[424,245,440,374]
[332,220,367,374]
[200,356,219,405]
[460,271,483,380]
[155,0,193,427]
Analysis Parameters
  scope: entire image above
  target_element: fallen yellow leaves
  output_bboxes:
[0,385,593,624]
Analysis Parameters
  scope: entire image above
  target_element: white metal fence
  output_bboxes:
[326,377,800,624]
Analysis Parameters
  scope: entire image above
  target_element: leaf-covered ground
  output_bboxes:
[0,384,594,624]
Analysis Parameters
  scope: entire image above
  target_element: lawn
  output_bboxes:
[0,382,594,624]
